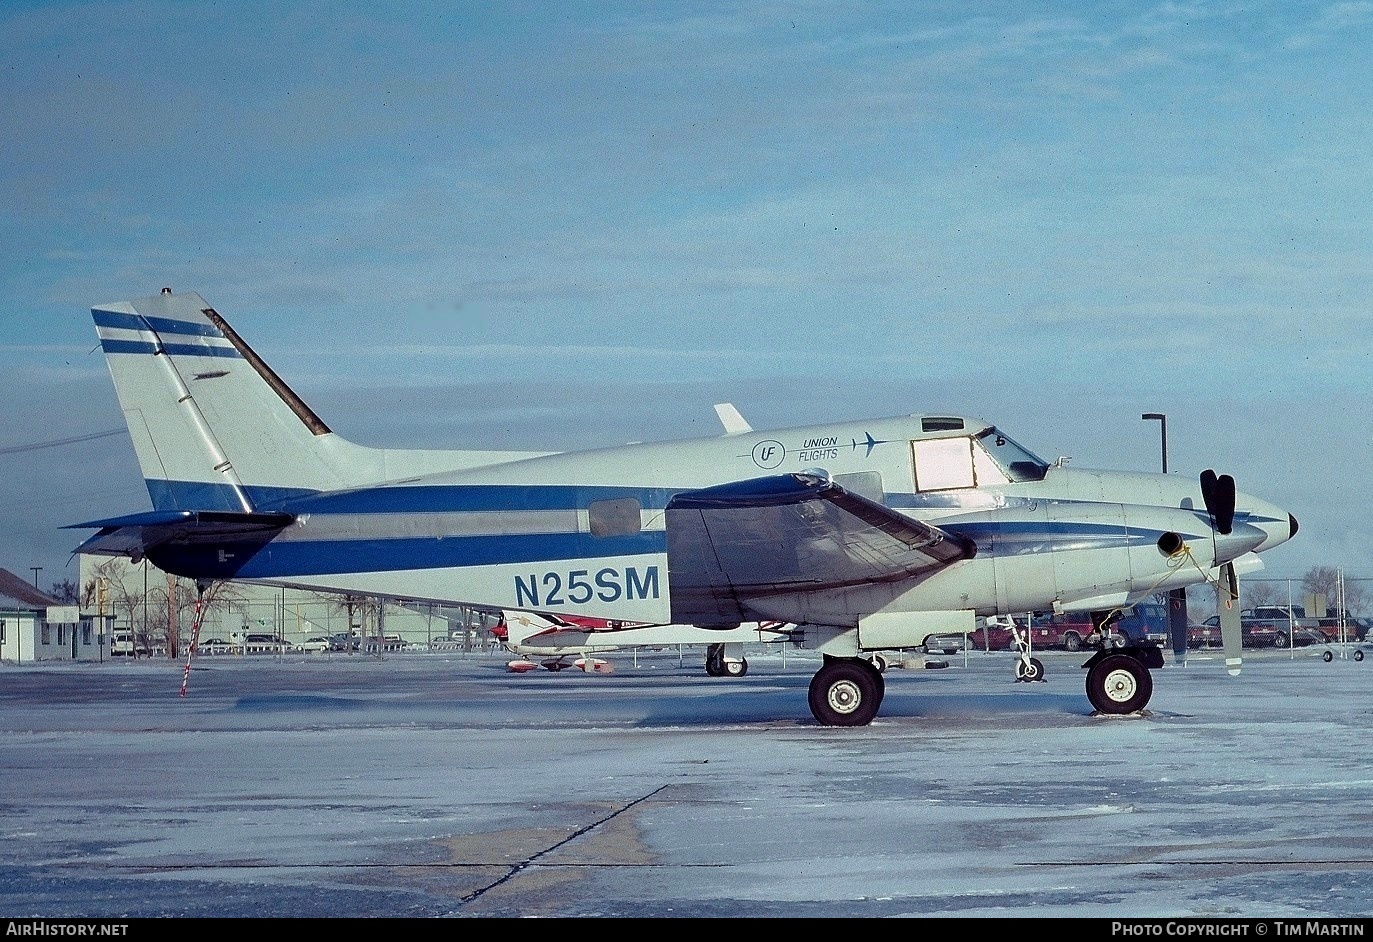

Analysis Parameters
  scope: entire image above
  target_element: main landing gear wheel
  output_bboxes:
[1014,657,1045,683]
[1086,653,1153,714]
[808,658,883,727]
[705,643,748,677]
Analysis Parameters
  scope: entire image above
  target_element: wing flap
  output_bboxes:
[666,471,974,622]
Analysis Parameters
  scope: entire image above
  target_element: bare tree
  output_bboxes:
[88,558,149,657]
[1345,582,1368,616]
[313,592,378,653]
[147,575,245,657]
[1302,566,1340,615]
[1244,581,1277,608]
[49,579,79,603]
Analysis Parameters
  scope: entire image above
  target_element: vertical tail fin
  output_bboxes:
[93,290,356,511]
[94,290,559,514]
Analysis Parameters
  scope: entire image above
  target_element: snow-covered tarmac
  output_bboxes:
[3,644,1372,918]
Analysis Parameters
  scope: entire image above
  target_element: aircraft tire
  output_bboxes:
[1323,650,1334,663]
[869,654,888,673]
[1086,654,1152,714]
[866,657,886,699]
[723,657,748,677]
[808,659,882,727]
[1356,650,1365,662]
[1014,657,1045,683]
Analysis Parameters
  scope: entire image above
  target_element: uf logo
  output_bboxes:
[752,439,785,469]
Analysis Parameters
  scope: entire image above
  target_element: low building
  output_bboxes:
[0,568,107,663]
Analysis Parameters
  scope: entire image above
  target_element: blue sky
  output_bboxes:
[1,1,1370,595]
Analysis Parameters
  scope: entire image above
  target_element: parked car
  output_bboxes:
[242,633,287,653]
[110,631,151,656]
[923,632,966,655]
[965,616,1029,651]
[293,635,332,653]
[1316,616,1373,643]
[194,637,238,654]
[1191,616,1321,649]
[327,633,359,652]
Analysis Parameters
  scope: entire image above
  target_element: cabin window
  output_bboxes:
[921,417,965,432]
[834,471,884,504]
[912,437,976,491]
[589,497,642,537]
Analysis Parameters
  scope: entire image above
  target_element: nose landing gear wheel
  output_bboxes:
[1086,654,1153,714]
[1014,657,1045,683]
[723,657,748,676]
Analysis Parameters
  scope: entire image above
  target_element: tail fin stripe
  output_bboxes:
[99,338,242,359]
[93,308,223,338]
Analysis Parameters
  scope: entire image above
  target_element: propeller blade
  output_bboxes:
[1214,474,1235,535]
[1200,469,1218,511]
[1199,469,1237,535]
[1219,561,1242,676]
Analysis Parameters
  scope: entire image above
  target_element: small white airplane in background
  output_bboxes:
[496,609,794,675]
[71,290,1298,725]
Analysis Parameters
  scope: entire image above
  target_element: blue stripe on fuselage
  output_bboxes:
[199,531,667,578]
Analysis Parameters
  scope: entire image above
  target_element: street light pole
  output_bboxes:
[1141,413,1167,474]
[1143,413,1187,661]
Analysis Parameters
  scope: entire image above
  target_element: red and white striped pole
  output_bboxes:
[179,592,207,698]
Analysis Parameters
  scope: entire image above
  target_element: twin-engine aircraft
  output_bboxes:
[70,290,1298,725]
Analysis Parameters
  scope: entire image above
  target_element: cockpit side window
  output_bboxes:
[975,428,1049,482]
[912,437,976,491]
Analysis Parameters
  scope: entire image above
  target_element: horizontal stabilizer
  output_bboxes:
[68,509,293,559]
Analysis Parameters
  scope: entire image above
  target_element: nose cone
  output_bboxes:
[1239,493,1298,553]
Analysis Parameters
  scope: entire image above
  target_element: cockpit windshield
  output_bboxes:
[975,428,1049,482]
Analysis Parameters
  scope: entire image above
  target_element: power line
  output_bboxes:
[0,428,125,456]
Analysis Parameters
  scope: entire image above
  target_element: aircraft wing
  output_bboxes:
[666,470,975,622]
